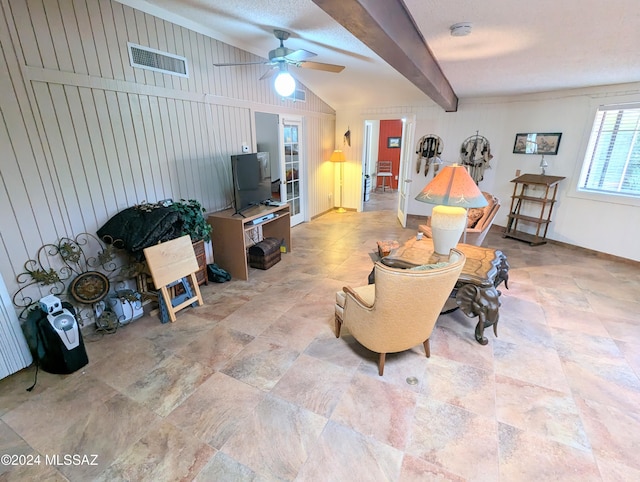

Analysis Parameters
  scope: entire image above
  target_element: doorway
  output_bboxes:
[255,112,306,227]
[362,117,415,227]
[280,116,305,226]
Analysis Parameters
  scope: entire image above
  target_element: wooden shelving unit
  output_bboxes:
[503,173,565,246]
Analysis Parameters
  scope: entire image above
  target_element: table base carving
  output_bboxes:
[454,284,501,345]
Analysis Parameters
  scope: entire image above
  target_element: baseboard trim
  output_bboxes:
[490,224,639,266]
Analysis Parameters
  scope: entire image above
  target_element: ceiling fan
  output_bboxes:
[213,29,345,96]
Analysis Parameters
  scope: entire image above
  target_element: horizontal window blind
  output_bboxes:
[580,104,640,197]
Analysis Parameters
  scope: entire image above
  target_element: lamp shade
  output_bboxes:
[415,164,487,208]
[416,164,487,255]
[330,150,346,163]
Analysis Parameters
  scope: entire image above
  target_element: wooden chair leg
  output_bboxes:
[378,353,386,376]
[334,315,342,337]
[423,339,431,358]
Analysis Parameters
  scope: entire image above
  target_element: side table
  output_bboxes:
[383,237,509,345]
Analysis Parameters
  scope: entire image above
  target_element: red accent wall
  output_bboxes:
[377,119,402,190]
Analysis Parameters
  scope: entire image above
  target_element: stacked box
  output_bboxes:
[248,237,281,270]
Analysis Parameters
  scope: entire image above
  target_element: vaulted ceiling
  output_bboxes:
[123,0,640,110]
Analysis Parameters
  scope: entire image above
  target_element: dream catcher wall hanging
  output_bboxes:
[415,135,444,176]
[460,132,493,184]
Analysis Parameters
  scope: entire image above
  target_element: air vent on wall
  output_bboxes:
[286,89,306,102]
[127,43,189,78]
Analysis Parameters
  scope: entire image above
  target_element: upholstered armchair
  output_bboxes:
[335,249,465,375]
[418,192,500,247]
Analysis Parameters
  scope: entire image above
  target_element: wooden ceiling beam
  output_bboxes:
[311,0,458,112]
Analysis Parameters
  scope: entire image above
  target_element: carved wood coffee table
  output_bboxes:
[382,237,509,345]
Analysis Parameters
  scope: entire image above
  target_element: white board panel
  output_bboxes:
[110,1,135,82]
[26,0,57,70]
[71,0,101,77]
[104,90,138,206]
[5,0,42,68]
[138,94,165,201]
[75,87,114,219]
[59,0,88,75]
[43,0,73,72]
[92,89,130,211]
[32,82,87,235]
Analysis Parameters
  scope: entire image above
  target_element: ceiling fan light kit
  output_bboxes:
[450,22,472,37]
[213,29,344,97]
[274,65,296,97]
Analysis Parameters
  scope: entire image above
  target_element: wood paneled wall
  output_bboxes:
[0,0,335,302]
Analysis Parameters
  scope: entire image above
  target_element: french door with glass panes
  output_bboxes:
[280,116,305,226]
[397,116,415,227]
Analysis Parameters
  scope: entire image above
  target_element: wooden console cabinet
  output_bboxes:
[207,204,291,280]
[504,173,565,246]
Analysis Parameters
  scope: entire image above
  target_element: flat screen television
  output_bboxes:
[231,152,272,214]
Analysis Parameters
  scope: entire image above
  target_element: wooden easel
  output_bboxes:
[143,235,204,322]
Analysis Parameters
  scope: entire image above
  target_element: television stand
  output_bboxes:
[207,204,291,280]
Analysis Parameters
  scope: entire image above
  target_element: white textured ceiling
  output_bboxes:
[123,0,640,110]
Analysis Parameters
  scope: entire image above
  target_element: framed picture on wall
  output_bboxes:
[387,137,401,148]
[513,132,562,155]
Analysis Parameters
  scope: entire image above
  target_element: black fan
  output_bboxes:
[213,29,345,80]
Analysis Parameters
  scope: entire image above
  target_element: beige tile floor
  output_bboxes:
[2,198,640,481]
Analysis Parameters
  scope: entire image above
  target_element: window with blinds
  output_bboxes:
[579,103,640,197]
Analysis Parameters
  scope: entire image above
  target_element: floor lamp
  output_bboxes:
[415,164,487,255]
[330,150,347,213]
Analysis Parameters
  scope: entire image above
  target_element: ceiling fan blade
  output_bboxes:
[299,61,345,73]
[213,61,267,67]
[259,67,278,80]
[284,49,317,62]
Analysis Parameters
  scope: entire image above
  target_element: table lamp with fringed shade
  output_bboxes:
[415,164,488,254]
[330,149,347,213]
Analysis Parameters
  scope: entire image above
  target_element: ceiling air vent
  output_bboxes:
[286,89,306,102]
[128,43,189,78]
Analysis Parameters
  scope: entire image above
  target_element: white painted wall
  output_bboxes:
[337,84,640,261]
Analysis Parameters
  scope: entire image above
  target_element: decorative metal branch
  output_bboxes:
[13,233,141,325]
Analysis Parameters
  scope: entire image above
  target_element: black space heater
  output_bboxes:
[23,295,88,375]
